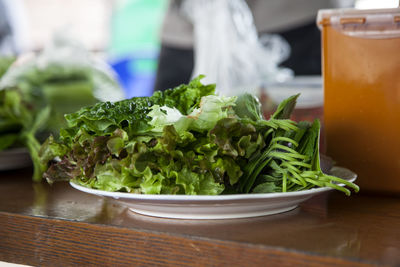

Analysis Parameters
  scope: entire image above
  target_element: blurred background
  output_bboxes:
[0,0,398,180]
[0,0,398,99]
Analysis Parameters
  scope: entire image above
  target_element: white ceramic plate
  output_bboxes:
[70,166,357,220]
[0,148,32,171]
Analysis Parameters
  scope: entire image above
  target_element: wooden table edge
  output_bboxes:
[0,211,380,267]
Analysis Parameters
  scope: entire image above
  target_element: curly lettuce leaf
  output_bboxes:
[43,121,226,195]
[162,74,216,115]
[209,117,262,158]
[187,95,236,132]
[148,94,237,135]
[148,105,186,133]
[64,97,160,137]
[64,75,215,139]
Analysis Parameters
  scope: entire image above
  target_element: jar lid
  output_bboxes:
[317,8,400,38]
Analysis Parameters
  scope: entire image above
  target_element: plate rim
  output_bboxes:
[0,147,32,171]
[69,166,357,201]
[0,147,30,155]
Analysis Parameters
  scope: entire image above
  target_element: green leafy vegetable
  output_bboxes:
[39,76,359,195]
[0,57,15,78]
[0,43,124,180]
[233,93,263,121]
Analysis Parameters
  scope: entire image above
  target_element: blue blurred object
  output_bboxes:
[109,51,158,98]
[108,0,167,99]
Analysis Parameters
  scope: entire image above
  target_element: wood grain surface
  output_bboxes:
[0,167,399,266]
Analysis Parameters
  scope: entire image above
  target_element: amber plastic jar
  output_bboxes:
[318,8,400,194]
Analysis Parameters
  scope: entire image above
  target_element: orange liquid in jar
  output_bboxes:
[322,26,400,193]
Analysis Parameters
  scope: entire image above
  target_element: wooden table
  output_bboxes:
[0,167,399,267]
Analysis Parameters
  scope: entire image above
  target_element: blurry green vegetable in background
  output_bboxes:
[0,57,15,78]
[0,35,124,181]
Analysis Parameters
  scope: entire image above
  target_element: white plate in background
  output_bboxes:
[265,75,323,109]
[0,148,32,171]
